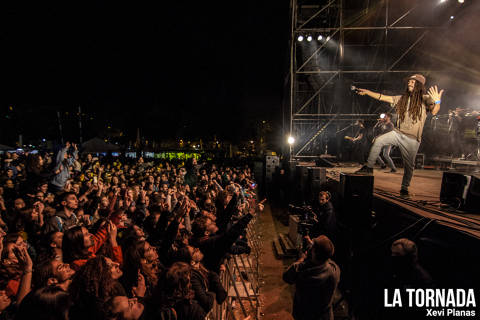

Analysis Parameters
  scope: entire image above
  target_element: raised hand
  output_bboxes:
[132,271,146,298]
[13,245,33,273]
[428,85,444,102]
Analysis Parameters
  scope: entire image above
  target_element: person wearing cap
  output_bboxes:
[353,74,444,196]
[283,235,340,320]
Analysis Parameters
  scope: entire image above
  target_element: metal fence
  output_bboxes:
[207,197,262,320]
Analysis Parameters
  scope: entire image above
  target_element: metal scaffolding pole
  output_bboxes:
[287,0,444,159]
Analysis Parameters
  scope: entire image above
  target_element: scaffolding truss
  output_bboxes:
[287,0,448,159]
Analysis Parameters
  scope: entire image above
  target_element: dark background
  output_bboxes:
[0,1,290,145]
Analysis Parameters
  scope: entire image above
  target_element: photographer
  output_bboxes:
[311,191,337,242]
[283,235,340,320]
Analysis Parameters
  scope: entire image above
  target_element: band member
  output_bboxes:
[448,108,464,158]
[354,74,443,196]
[373,113,397,172]
[344,120,368,164]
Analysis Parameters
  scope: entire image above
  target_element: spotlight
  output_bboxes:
[317,35,323,41]
[297,35,304,42]
[307,35,312,42]
[450,15,455,20]
[439,0,447,2]
[287,136,295,145]
[380,113,386,119]
[458,0,464,3]
[326,36,331,41]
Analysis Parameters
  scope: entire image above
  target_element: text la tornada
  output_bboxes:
[384,288,476,308]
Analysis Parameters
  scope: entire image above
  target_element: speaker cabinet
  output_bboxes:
[339,173,374,225]
[440,172,480,213]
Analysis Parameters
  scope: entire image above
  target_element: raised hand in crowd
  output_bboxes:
[132,270,146,298]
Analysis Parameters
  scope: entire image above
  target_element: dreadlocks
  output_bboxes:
[396,80,426,123]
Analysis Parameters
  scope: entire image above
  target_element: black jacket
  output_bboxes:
[283,258,340,320]
[190,268,227,313]
[192,212,253,272]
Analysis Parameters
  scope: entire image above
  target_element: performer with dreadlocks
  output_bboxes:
[353,74,444,196]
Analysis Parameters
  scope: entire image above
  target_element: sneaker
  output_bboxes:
[386,168,397,173]
[400,189,409,197]
[355,165,373,174]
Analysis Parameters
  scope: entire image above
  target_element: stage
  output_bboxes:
[298,162,480,239]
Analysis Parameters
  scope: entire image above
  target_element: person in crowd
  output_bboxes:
[283,235,340,320]
[15,286,71,320]
[50,142,78,193]
[160,261,206,320]
[0,149,262,320]
[44,192,79,233]
[62,220,122,271]
[174,245,227,313]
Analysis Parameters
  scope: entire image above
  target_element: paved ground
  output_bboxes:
[258,204,295,320]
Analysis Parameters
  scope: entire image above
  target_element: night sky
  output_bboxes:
[1,1,290,143]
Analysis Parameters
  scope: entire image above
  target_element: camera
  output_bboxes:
[288,204,318,236]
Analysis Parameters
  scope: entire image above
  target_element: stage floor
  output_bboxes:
[325,164,480,239]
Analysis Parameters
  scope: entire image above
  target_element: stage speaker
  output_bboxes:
[294,165,309,204]
[315,157,334,167]
[307,167,326,201]
[440,172,480,213]
[339,173,374,225]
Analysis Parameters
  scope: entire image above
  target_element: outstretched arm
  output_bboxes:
[356,88,394,104]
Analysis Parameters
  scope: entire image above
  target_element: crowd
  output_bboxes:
[0,142,263,320]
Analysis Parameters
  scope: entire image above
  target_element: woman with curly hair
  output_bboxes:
[68,255,126,320]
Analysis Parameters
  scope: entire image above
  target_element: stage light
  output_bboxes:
[326,36,331,41]
[439,0,447,2]
[297,35,304,42]
[450,15,455,20]
[307,35,312,42]
[458,0,464,3]
[380,113,386,119]
[287,136,295,145]
[317,35,323,41]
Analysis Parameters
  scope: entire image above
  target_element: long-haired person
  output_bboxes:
[68,255,126,320]
[174,245,227,313]
[62,220,122,271]
[160,262,206,320]
[16,286,71,320]
[355,74,444,196]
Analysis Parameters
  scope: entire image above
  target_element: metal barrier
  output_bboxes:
[207,196,262,320]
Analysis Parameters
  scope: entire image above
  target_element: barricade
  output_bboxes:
[207,196,262,320]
